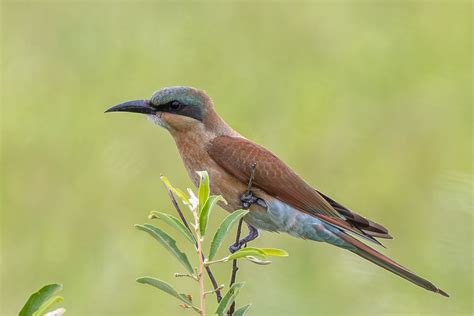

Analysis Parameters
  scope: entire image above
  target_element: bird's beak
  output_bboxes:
[105,100,156,115]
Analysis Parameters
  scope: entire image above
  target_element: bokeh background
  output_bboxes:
[1,1,472,315]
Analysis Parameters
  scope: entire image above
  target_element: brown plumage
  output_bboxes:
[106,86,448,297]
[208,135,391,243]
[335,232,449,297]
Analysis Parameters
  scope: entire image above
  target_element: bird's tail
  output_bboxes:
[336,232,449,297]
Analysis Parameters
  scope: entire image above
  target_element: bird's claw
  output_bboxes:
[229,241,245,253]
[228,224,259,253]
[229,164,262,254]
[240,190,267,209]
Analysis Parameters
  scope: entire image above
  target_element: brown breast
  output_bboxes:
[173,129,267,214]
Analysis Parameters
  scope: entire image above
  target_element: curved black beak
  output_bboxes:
[105,100,156,115]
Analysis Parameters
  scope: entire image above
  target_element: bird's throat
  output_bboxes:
[147,114,169,129]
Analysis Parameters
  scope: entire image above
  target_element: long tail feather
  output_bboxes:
[336,232,449,297]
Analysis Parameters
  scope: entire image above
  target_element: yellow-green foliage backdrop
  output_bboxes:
[2,2,472,315]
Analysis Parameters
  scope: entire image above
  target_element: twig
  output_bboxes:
[204,284,224,296]
[162,183,223,303]
[204,262,222,302]
[174,273,199,281]
[163,183,192,232]
[194,221,206,316]
[227,163,257,316]
[227,218,244,316]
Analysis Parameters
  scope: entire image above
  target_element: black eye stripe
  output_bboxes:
[170,101,182,110]
[155,101,203,122]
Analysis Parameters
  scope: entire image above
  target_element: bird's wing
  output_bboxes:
[207,136,391,241]
[316,191,391,239]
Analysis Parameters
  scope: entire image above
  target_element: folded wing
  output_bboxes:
[207,136,391,242]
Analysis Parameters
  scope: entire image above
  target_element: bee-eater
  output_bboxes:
[106,86,448,297]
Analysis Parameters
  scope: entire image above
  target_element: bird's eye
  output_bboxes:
[170,101,182,110]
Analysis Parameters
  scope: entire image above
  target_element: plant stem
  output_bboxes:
[190,204,207,316]
[204,257,229,266]
[196,235,206,316]
[163,182,192,232]
[162,183,222,303]
[227,217,244,316]
[227,163,257,315]
[204,285,224,296]
[204,264,222,301]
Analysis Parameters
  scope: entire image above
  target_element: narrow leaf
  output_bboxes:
[44,307,66,316]
[33,296,64,316]
[246,256,272,265]
[136,224,194,274]
[231,248,288,263]
[233,304,252,316]
[227,248,267,261]
[19,283,63,316]
[149,211,196,244]
[208,210,249,260]
[196,171,210,214]
[259,248,289,257]
[215,282,245,315]
[160,176,191,206]
[199,195,226,237]
[136,277,199,312]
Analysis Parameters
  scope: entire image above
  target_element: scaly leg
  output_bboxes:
[240,162,267,208]
[229,224,259,253]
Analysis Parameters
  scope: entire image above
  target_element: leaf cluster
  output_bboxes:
[136,171,288,315]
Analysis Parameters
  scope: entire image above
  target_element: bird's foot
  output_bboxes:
[229,163,263,253]
[228,242,243,254]
[228,224,260,253]
[239,162,266,209]
[240,190,267,209]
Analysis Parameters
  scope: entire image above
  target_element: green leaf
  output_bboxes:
[233,304,252,316]
[33,296,64,316]
[149,211,196,245]
[160,176,191,206]
[19,283,63,316]
[227,247,267,261]
[246,256,272,265]
[136,277,199,312]
[196,171,210,214]
[226,247,289,261]
[208,210,249,260]
[259,248,289,257]
[199,195,226,237]
[215,282,245,315]
[135,224,194,274]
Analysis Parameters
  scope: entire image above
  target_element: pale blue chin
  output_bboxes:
[147,114,169,129]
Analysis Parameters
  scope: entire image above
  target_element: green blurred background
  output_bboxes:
[1,1,472,315]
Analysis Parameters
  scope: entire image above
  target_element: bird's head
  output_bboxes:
[105,86,215,134]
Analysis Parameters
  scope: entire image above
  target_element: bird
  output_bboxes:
[106,86,448,297]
